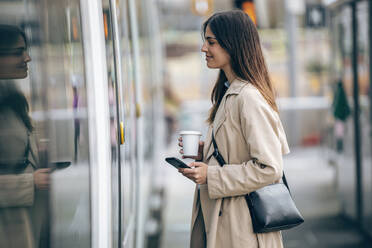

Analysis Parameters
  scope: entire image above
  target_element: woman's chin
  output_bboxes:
[0,72,28,79]
[206,62,219,69]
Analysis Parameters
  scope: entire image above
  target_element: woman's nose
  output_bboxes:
[201,42,208,53]
[24,52,31,63]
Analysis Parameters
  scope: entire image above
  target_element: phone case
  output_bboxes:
[165,157,190,169]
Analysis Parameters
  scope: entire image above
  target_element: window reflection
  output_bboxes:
[39,2,91,247]
[0,1,92,248]
[0,24,50,248]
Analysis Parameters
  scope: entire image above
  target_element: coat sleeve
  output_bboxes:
[207,90,285,199]
[0,173,34,207]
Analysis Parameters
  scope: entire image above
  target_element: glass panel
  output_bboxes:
[39,1,91,247]
[0,4,46,248]
[116,1,136,245]
[136,0,156,161]
[101,1,121,247]
[333,5,357,220]
[131,1,164,247]
[0,0,91,247]
[102,0,137,246]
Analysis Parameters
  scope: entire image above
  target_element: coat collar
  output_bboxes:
[213,78,247,134]
[225,78,248,96]
[203,79,249,162]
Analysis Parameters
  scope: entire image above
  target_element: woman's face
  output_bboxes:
[201,25,230,70]
[0,36,31,79]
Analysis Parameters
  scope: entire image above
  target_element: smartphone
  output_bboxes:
[165,157,191,169]
[50,161,71,172]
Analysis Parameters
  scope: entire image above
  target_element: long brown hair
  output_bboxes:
[0,25,32,132]
[204,10,278,124]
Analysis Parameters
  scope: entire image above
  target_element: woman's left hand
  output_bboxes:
[178,162,208,185]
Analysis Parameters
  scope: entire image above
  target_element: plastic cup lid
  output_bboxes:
[179,131,202,136]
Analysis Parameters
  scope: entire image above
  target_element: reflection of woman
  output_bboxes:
[0,25,49,248]
[178,11,289,247]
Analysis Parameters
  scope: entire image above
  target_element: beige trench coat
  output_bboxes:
[0,86,47,248]
[190,79,290,248]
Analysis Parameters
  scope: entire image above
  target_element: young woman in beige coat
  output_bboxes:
[178,10,290,248]
[0,25,50,248]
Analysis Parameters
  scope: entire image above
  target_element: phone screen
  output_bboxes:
[50,161,71,172]
[165,157,190,169]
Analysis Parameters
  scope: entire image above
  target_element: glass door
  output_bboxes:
[103,0,138,247]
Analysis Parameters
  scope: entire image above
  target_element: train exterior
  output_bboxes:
[0,0,165,247]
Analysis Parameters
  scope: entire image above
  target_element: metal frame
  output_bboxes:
[350,0,363,226]
[80,0,112,247]
[116,0,137,246]
[369,1,372,164]
[107,0,125,247]
[368,0,372,235]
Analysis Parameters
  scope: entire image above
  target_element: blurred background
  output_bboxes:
[0,0,371,247]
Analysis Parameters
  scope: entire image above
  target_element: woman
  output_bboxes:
[0,24,50,248]
[178,10,290,248]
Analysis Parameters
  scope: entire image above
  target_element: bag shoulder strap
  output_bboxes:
[211,130,291,192]
[211,131,226,166]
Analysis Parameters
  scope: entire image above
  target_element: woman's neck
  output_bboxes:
[222,65,237,84]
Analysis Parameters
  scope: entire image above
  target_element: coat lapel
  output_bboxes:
[214,79,247,136]
[203,97,227,162]
[213,100,227,136]
[28,134,39,169]
[203,128,213,162]
[204,79,248,162]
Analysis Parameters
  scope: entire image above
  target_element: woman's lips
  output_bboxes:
[206,55,213,60]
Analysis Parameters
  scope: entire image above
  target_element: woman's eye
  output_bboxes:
[208,41,214,45]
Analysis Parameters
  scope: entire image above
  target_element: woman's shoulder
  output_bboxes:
[240,83,261,97]
[237,83,272,112]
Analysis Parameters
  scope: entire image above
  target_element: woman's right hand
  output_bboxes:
[33,168,51,190]
[178,137,204,161]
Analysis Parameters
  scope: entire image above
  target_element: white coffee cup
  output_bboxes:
[180,131,202,157]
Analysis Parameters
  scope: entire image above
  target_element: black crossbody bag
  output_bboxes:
[211,132,304,233]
